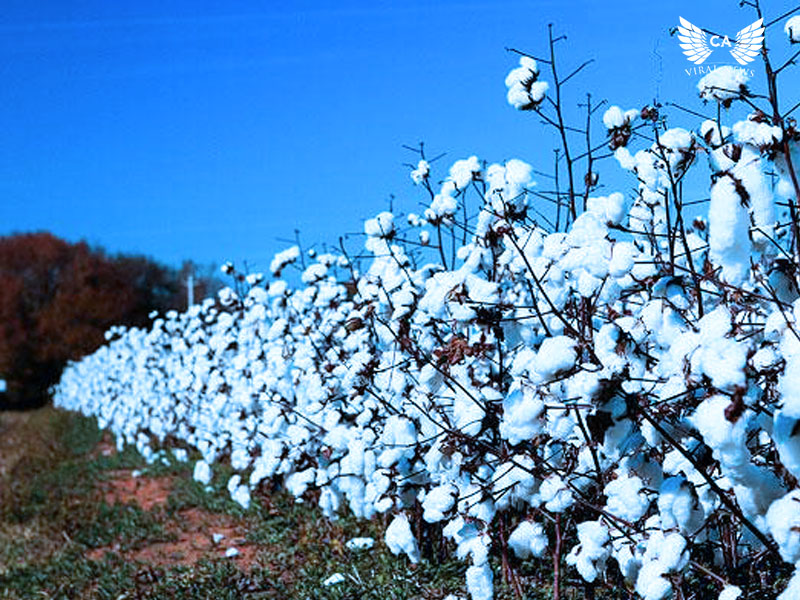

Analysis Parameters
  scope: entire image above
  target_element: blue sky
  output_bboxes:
[2,0,799,272]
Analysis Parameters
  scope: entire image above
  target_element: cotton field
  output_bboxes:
[54,16,800,600]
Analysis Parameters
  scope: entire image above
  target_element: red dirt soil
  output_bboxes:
[89,470,258,568]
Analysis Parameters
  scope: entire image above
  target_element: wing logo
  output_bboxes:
[677,17,764,65]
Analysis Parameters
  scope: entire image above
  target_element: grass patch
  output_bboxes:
[0,407,623,599]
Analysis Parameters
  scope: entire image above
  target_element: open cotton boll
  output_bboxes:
[499,387,545,445]
[422,484,458,522]
[566,520,609,583]
[508,521,548,559]
[719,586,742,600]
[323,573,346,586]
[411,160,430,185]
[698,66,750,104]
[709,173,751,285]
[767,490,800,563]
[535,336,577,380]
[465,563,494,600]
[385,514,420,563]
[345,537,375,550]
[269,245,301,275]
[603,106,626,129]
[779,569,800,599]
[193,460,212,485]
[604,473,649,522]
[364,211,395,238]
[787,16,800,42]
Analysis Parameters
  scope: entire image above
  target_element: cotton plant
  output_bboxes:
[53,8,800,600]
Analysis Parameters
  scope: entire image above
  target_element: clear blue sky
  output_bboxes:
[2,0,799,272]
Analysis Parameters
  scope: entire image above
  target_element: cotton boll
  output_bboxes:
[604,473,650,522]
[465,563,493,600]
[709,173,751,284]
[719,586,742,600]
[698,66,750,105]
[565,520,609,583]
[500,386,545,445]
[603,106,626,129]
[508,521,548,558]
[536,336,577,380]
[658,476,703,534]
[786,16,800,42]
[422,484,458,522]
[540,475,574,512]
[364,212,395,238]
[385,514,420,563]
[767,490,800,563]
[193,460,212,485]
[345,537,375,550]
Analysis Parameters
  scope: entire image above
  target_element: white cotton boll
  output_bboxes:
[345,537,375,550]
[719,586,742,600]
[529,80,549,103]
[450,156,481,189]
[225,547,239,558]
[422,484,458,522]
[507,83,530,110]
[609,242,636,278]
[700,120,730,146]
[323,573,346,586]
[636,563,673,600]
[614,147,636,170]
[658,533,689,571]
[603,105,625,129]
[566,520,609,583]
[193,460,212,485]
[658,476,703,534]
[419,230,430,245]
[385,514,420,563]
[508,521,548,558]
[698,66,750,103]
[465,563,493,600]
[270,245,301,275]
[500,387,545,445]
[453,390,485,436]
[604,474,649,522]
[540,475,574,512]
[709,174,751,285]
[786,16,800,42]
[364,211,395,238]
[779,569,800,599]
[767,490,800,563]
[774,411,800,479]
[411,160,430,184]
[733,119,782,148]
[536,336,577,380]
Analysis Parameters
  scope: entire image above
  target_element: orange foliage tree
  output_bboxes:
[0,232,202,407]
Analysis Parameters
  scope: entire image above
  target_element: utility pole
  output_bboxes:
[186,274,194,308]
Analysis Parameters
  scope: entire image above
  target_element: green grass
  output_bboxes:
[0,407,618,599]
